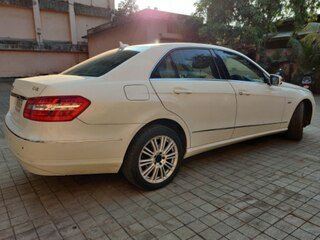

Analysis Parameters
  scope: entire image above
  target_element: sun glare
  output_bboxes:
[116,0,197,15]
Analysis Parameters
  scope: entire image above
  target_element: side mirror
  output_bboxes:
[269,74,283,86]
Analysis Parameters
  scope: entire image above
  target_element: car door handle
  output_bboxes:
[173,88,193,94]
[239,90,251,96]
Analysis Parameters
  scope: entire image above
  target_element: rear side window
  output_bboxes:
[151,49,220,79]
[63,49,139,77]
[151,55,178,78]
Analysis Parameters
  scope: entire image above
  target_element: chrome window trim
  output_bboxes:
[150,78,228,82]
[193,121,288,133]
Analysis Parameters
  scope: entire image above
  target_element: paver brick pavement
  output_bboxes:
[0,81,320,239]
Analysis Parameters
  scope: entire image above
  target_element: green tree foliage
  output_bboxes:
[194,0,320,51]
[114,0,139,22]
[194,0,283,51]
[182,16,204,42]
[284,0,320,28]
[289,32,320,91]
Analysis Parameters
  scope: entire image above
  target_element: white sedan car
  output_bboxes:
[5,43,315,189]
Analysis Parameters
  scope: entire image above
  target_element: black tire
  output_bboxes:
[286,102,304,141]
[122,125,184,190]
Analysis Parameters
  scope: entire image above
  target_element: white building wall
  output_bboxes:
[0,6,35,40]
[76,15,108,42]
[40,10,71,42]
[0,0,114,43]
[0,0,114,77]
[74,0,113,8]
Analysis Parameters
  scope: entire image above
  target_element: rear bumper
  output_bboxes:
[4,123,131,176]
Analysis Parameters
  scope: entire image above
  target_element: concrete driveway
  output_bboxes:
[0,81,320,240]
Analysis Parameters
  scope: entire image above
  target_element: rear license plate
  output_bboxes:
[15,97,23,112]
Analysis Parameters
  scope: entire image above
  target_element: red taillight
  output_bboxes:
[23,96,91,122]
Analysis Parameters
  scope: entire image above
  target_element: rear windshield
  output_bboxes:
[63,48,139,77]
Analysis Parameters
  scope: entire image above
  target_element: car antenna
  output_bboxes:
[119,41,129,50]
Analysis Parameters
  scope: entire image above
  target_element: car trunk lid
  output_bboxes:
[8,74,88,130]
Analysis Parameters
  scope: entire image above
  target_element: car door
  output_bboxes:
[150,48,237,147]
[214,49,286,138]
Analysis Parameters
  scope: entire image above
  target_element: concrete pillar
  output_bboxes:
[68,0,77,45]
[109,0,115,9]
[32,0,43,43]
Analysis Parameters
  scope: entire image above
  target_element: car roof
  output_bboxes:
[125,42,269,77]
[127,42,233,52]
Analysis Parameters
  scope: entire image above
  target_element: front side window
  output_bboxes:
[63,48,139,77]
[215,50,266,83]
[151,49,220,79]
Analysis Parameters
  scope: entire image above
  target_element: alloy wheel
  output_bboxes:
[138,135,178,184]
